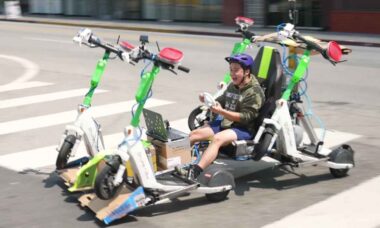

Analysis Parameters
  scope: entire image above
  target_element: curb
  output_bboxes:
[2,17,380,48]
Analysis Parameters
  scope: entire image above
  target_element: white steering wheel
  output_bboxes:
[73,28,92,46]
[202,92,216,108]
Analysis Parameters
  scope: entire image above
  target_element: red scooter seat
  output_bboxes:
[158,47,183,65]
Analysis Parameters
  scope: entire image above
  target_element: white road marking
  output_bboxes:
[0,88,107,109]
[252,129,361,175]
[24,37,73,44]
[0,118,186,172]
[0,132,123,172]
[169,118,189,133]
[0,81,52,93]
[263,175,380,228]
[0,133,123,172]
[303,128,361,149]
[0,98,174,135]
[0,54,39,85]
[0,122,360,173]
[0,119,186,172]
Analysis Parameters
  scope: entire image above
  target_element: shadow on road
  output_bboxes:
[234,167,334,196]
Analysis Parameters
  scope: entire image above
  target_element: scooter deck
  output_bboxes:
[156,170,197,186]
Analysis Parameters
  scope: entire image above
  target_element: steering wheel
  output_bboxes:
[73,28,92,46]
[202,92,216,108]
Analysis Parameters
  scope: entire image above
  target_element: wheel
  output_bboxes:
[188,106,210,131]
[94,164,126,200]
[253,131,273,161]
[205,190,230,202]
[56,135,76,170]
[329,168,349,178]
[328,144,354,178]
[200,168,234,202]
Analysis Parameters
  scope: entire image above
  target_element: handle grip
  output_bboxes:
[178,65,190,73]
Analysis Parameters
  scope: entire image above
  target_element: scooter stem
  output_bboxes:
[131,65,160,127]
[282,49,311,100]
[83,51,110,106]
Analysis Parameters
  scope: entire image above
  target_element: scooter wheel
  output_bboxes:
[329,168,349,178]
[94,164,126,200]
[205,190,230,202]
[56,135,76,170]
[188,106,209,131]
[328,144,354,178]
[253,131,273,161]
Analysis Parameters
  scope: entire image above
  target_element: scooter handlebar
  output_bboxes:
[292,32,325,55]
[279,23,343,65]
[73,28,128,62]
[178,65,190,73]
[73,28,92,46]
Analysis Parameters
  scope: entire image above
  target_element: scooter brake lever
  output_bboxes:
[168,68,177,75]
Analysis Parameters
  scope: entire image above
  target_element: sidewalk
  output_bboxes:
[1,15,380,47]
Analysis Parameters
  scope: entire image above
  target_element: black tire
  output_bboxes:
[56,135,76,170]
[205,190,230,202]
[94,164,126,200]
[328,144,354,178]
[329,168,349,178]
[253,132,273,161]
[188,106,209,131]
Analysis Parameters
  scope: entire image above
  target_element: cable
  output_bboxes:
[191,144,200,164]
[303,93,326,141]
[191,141,209,164]
[276,23,325,141]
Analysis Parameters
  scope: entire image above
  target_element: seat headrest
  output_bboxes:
[252,46,284,100]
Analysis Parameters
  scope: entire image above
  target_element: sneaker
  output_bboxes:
[174,165,197,181]
[174,165,188,177]
[186,166,197,181]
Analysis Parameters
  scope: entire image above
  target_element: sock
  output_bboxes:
[192,164,203,178]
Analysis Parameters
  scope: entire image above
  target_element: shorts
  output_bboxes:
[209,120,253,140]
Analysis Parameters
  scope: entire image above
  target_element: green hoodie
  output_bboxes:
[215,75,265,133]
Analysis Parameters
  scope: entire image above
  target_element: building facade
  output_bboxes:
[3,0,378,34]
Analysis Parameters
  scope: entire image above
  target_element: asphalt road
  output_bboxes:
[0,21,380,228]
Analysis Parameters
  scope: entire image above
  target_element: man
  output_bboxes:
[184,53,265,180]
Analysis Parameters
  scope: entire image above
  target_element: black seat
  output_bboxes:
[222,46,284,159]
[251,45,284,129]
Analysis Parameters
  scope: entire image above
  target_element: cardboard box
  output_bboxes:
[149,136,191,170]
[58,166,80,187]
[79,186,146,225]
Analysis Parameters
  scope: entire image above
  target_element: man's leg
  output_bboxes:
[189,126,214,145]
[197,129,237,170]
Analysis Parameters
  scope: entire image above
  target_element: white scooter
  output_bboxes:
[215,23,355,177]
[55,28,129,170]
[70,36,233,210]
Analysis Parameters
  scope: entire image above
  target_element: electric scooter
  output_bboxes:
[66,36,233,220]
[55,28,128,170]
[187,16,257,130]
[252,23,355,176]
[199,24,354,178]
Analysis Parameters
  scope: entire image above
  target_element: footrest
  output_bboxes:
[300,144,325,158]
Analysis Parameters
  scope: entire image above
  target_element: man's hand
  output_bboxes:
[210,102,224,115]
[199,93,205,103]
